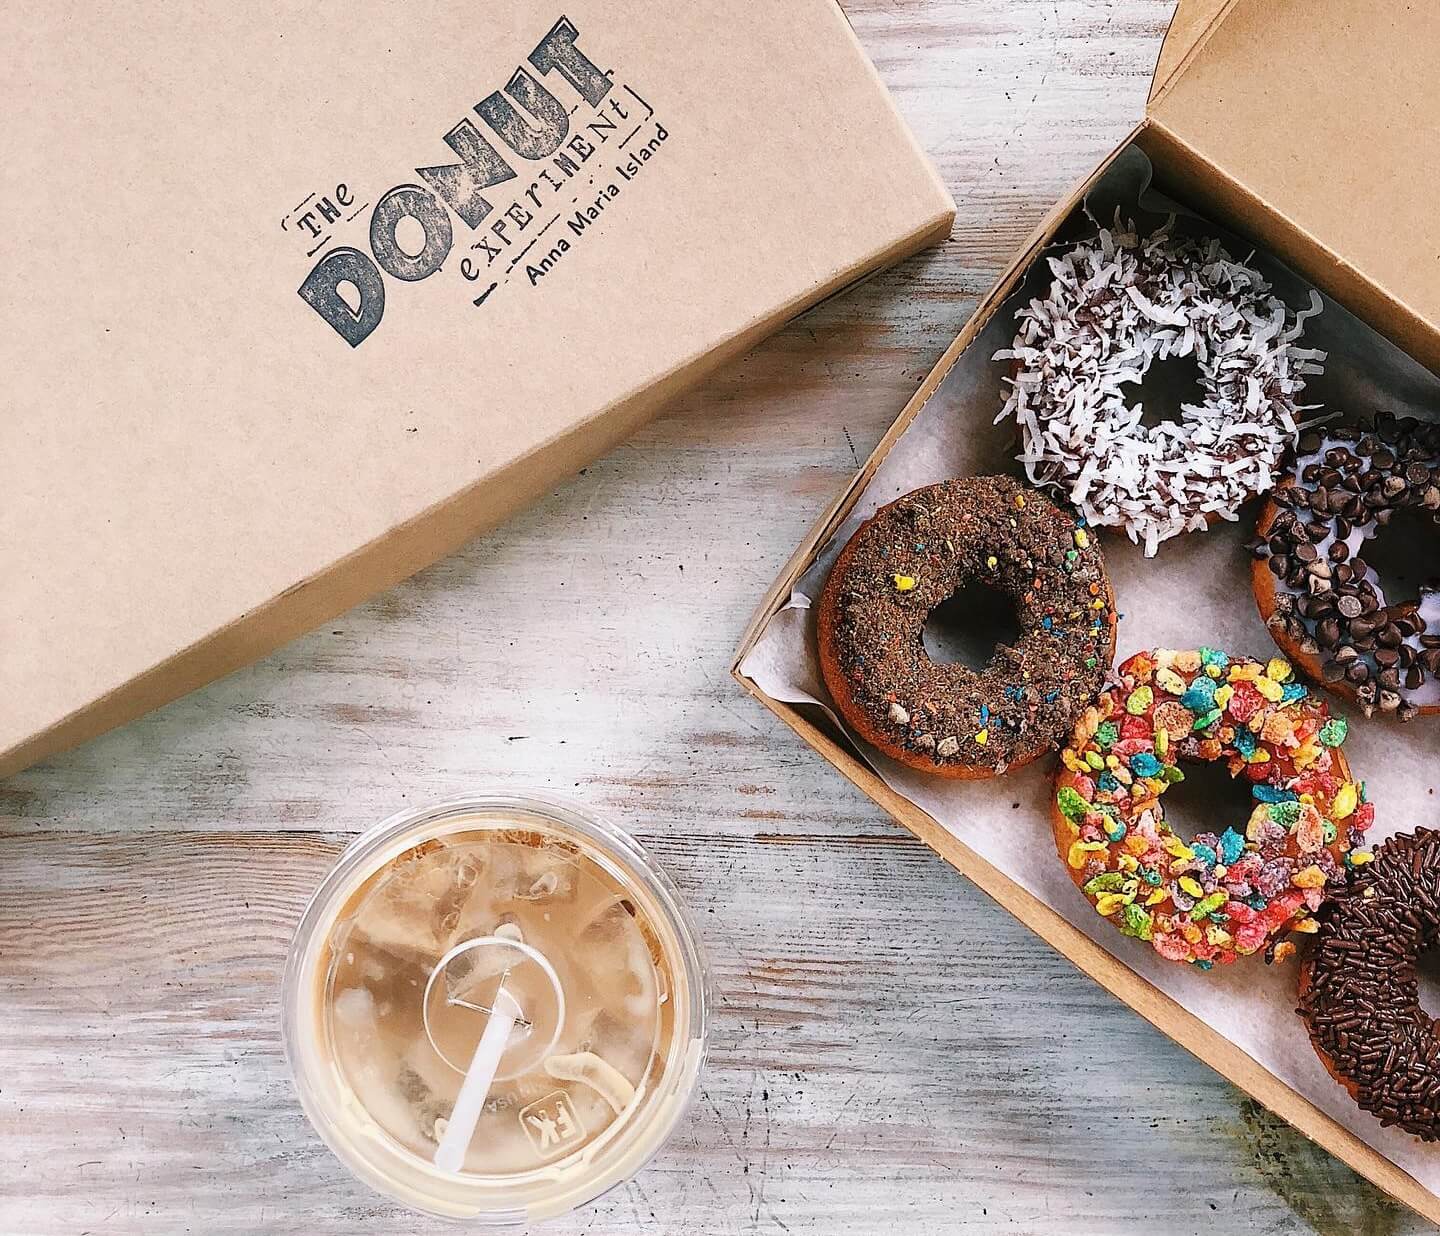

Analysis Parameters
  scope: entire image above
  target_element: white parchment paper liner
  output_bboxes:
[740,145,1440,1194]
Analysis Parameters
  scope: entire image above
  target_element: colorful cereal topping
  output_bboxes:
[1054,648,1372,968]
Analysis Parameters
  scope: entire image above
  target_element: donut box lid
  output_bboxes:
[0,1,954,777]
[1144,0,1440,370]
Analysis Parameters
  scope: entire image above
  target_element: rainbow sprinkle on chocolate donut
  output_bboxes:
[1053,648,1373,969]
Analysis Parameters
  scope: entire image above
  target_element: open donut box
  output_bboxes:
[733,0,1440,1224]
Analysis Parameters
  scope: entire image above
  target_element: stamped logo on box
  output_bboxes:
[284,16,673,347]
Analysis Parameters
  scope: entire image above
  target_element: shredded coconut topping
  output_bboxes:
[994,218,1329,556]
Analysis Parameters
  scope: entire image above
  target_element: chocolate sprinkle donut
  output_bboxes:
[816,476,1116,778]
[1251,413,1440,720]
[1299,829,1440,1140]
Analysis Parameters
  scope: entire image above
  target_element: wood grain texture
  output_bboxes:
[0,2,1428,1234]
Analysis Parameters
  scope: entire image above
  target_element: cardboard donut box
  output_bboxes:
[0,1,954,777]
[734,0,1440,1224]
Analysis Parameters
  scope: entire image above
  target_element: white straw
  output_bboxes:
[433,984,522,1173]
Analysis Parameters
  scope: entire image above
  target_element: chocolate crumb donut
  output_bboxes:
[1252,413,1440,720]
[817,476,1116,778]
[1299,829,1440,1140]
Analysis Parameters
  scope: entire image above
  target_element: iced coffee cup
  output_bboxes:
[281,794,708,1222]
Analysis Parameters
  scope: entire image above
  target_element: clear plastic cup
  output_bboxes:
[281,793,708,1223]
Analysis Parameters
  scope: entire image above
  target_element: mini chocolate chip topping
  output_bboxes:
[1300,829,1440,1140]
[821,475,1114,774]
[1253,413,1440,720]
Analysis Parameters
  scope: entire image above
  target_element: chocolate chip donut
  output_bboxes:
[1252,414,1440,720]
[817,476,1116,778]
[1299,829,1440,1140]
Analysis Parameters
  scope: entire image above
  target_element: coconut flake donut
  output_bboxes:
[1299,829,1440,1140]
[817,476,1116,779]
[1252,413,1440,721]
[1052,648,1373,969]
[995,219,1327,556]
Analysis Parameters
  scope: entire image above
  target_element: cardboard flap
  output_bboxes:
[1147,0,1235,105]
[1147,0,1440,356]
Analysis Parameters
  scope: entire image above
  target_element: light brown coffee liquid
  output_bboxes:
[317,826,671,1176]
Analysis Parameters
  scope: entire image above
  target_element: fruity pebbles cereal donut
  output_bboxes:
[1052,648,1373,969]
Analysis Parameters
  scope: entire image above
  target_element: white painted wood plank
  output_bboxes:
[1,2,1428,1233]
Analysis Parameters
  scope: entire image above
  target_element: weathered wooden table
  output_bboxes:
[1,3,1427,1233]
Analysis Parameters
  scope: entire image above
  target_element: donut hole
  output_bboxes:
[1158,758,1256,847]
[1363,507,1440,607]
[1134,351,1204,433]
[922,579,1023,672]
[1416,947,1440,1023]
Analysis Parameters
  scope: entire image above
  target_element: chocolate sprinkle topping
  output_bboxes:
[1252,412,1440,720]
[1300,829,1440,1139]
[819,476,1114,774]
